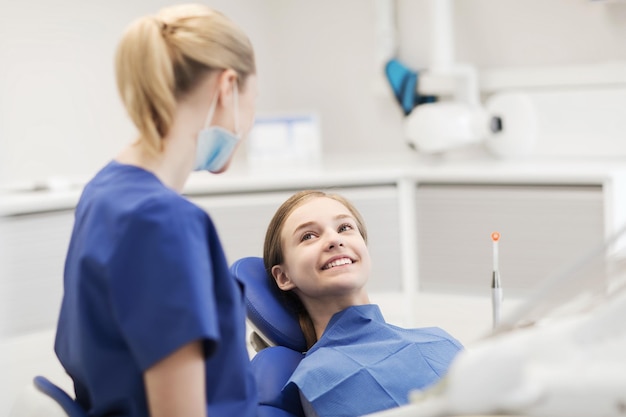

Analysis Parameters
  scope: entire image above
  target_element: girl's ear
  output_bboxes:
[271,265,296,291]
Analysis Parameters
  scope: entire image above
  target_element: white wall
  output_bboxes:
[0,0,281,185]
[399,0,626,69]
[2,0,626,187]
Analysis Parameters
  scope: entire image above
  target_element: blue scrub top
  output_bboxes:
[55,161,257,417]
[286,305,463,417]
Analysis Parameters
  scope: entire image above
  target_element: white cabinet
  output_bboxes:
[0,210,74,337]
[415,184,605,294]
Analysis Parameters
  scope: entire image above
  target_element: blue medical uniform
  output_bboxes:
[285,305,463,417]
[54,161,257,417]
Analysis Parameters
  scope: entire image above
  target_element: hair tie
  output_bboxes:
[155,17,175,37]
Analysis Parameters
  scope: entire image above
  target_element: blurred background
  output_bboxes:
[2,0,626,187]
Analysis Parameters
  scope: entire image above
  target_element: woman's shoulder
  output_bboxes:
[86,164,203,217]
[133,189,202,216]
[78,178,209,247]
[121,192,209,236]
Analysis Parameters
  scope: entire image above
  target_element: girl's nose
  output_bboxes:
[326,231,343,250]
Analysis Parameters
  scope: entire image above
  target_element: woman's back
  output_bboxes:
[55,161,257,416]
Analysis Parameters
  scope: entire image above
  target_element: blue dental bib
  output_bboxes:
[285,305,462,417]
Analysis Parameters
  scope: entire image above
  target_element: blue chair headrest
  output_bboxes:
[231,257,307,352]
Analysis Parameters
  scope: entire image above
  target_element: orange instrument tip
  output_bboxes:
[491,231,501,242]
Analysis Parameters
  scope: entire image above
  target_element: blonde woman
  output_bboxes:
[264,191,463,417]
[55,4,258,417]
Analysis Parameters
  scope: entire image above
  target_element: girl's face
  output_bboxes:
[271,197,371,303]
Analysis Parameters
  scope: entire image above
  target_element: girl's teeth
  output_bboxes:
[324,258,353,269]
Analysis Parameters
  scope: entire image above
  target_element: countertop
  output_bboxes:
[2,153,626,216]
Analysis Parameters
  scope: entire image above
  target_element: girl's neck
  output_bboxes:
[304,292,371,340]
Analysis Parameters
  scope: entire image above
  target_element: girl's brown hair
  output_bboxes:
[263,190,368,350]
[115,4,255,153]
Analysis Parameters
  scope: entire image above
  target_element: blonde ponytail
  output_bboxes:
[115,17,176,153]
[115,4,256,153]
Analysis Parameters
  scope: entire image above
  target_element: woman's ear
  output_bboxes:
[271,265,296,291]
[217,69,238,105]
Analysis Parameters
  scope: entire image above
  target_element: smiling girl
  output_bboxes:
[263,190,463,417]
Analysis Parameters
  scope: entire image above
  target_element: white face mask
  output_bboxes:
[193,83,241,173]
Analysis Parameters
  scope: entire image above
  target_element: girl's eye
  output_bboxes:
[301,232,315,242]
[338,223,354,233]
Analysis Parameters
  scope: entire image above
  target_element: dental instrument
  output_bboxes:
[491,231,502,328]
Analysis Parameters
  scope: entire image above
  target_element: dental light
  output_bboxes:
[395,0,537,158]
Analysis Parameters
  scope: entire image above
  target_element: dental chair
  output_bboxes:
[230,256,306,417]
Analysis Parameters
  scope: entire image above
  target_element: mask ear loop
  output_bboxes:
[202,80,239,134]
[202,90,219,130]
[233,81,240,137]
